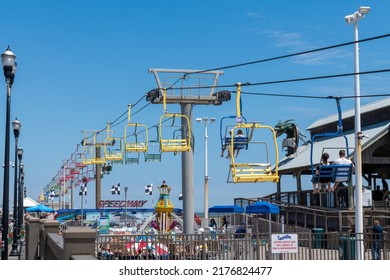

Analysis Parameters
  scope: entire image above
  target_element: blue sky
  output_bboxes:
[1,0,389,212]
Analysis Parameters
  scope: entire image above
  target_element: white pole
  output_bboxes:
[346,7,370,260]
[204,120,209,223]
[197,117,215,226]
[353,21,364,260]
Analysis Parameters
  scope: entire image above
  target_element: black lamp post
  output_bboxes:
[1,46,17,260]
[9,119,21,256]
[17,148,24,243]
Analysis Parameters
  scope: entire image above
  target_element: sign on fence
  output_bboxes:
[271,233,298,253]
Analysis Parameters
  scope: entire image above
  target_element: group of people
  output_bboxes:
[208,216,229,231]
[312,149,354,193]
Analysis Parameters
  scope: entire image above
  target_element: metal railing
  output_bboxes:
[95,231,390,260]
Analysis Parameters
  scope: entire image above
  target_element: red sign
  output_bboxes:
[97,200,148,208]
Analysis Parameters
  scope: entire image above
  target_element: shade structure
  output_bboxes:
[208,205,245,227]
[209,205,244,213]
[245,201,279,214]
[25,204,55,213]
[23,197,39,208]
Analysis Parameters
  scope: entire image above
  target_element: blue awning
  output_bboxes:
[246,201,279,214]
[209,205,244,213]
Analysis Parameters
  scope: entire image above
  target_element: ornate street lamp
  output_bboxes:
[1,46,17,260]
[9,119,21,256]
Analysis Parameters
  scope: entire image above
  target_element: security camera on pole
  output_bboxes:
[345,6,370,260]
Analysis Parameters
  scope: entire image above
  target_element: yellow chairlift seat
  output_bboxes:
[124,124,148,153]
[90,157,106,165]
[104,137,123,162]
[229,123,279,184]
[82,146,106,165]
[226,83,279,184]
[124,123,148,153]
[159,113,191,153]
[81,130,107,165]
[124,105,149,153]
[103,122,123,163]
[230,163,279,183]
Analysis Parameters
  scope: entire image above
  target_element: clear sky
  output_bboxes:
[0,0,389,212]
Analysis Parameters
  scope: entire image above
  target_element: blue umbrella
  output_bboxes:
[208,205,245,227]
[209,205,244,213]
[245,201,279,214]
[25,204,55,213]
[246,201,280,234]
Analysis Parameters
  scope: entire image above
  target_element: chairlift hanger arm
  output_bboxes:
[309,97,350,175]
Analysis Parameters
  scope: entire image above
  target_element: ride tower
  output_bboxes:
[154,181,175,233]
[147,68,229,233]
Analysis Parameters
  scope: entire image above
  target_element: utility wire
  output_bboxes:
[56,34,390,177]
[162,69,390,91]
[241,91,390,100]
[94,34,390,135]
[184,33,390,75]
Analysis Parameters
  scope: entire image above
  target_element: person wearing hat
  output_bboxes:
[235,222,247,238]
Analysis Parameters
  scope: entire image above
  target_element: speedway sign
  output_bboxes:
[271,234,298,253]
[97,200,148,208]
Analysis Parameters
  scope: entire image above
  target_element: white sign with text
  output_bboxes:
[271,233,298,253]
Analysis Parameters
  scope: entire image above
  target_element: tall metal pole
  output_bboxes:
[17,160,24,242]
[96,146,102,209]
[353,21,364,261]
[182,104,194,233]
[204,121,209,223]
[346,6,370,260]
[81,184,84,226]
[197,117,215,225]
[9,127,19,256]
[1,78,12,260]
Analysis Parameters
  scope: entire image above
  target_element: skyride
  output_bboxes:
[310,97,355,192]
[223,83,279,184]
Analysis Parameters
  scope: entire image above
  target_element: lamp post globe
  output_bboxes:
[1,46,17,260]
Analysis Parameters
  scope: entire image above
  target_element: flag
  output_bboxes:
[49,189,55,201]
[145,183,153,195]
[178,193,183,200]
[79,184,87,196]
[111,183,120,195]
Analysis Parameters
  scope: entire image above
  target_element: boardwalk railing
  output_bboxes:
[25,217,389,260]
[95,231,390,260]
